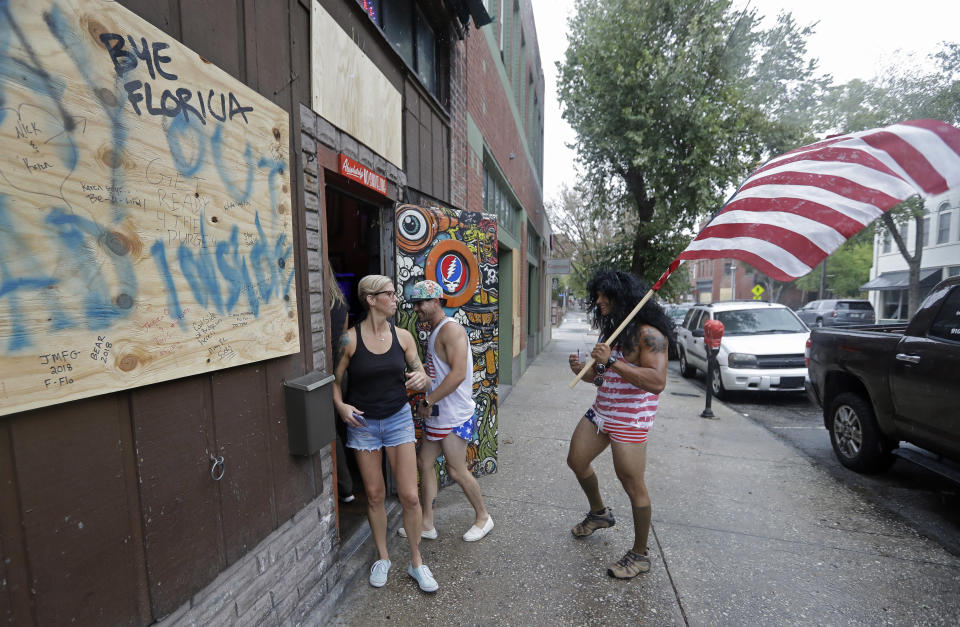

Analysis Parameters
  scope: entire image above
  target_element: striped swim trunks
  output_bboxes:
[423,415,475,442]
[584,408,649,444]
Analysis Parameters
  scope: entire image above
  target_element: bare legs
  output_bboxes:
[610,440,651,554]
[567,416,611,489]
[567,416,652,555]
[418,435,489,530]
[355,441,425,568]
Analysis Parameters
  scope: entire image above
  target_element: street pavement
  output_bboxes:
[321,312,960,626]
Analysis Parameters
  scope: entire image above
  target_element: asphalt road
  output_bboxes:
[668,361,960,558]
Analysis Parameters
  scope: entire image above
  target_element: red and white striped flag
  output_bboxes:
[653,119,960,289]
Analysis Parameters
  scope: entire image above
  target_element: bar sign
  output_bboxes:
[338,154,387,195]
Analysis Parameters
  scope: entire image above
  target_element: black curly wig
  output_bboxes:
[586,269,676,355]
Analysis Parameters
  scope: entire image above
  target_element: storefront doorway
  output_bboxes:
[324,181,394,543]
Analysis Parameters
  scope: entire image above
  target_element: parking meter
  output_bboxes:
[704,320,725,350]
[700,320,725,418]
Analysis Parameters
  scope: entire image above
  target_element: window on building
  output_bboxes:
[938,202,952,244]
[483,164,519,236]
[948,266,960,278]
[381,1,413,67]
[498,0,504,61]
[882,229,892,254]
[527,224,539,256]
[922,214,930,247]
[415,8,436,95]
[366,0,445,102]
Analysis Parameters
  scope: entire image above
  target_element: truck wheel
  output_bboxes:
[710,366,727,400]
[828,392,894,473]
[678,348,695,378]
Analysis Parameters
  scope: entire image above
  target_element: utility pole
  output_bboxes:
[818,262,826,300]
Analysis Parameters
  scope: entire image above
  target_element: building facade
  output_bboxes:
[0,0,547,625]
[865,190,960,320]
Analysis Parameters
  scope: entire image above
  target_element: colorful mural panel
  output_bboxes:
[395,203,498,478]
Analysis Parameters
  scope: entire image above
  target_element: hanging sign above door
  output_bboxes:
[338,154,387,195]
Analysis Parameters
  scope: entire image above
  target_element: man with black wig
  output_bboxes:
[566,268,674,579]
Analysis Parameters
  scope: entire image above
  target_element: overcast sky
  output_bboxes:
[530,0,960,206]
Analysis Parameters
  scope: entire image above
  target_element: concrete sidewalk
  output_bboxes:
[323,312,960,625]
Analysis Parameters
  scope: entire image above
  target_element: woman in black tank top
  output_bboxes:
[331,274,439,590]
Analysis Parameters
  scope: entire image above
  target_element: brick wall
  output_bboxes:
[450,39,468,210]
[464,18,544,229]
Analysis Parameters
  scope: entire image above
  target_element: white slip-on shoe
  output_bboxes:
[397,526,438,540]
[462,515,494,542]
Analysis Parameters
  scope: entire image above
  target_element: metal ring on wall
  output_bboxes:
[210,455,225,481]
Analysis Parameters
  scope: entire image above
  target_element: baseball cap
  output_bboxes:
[408,280,444,302]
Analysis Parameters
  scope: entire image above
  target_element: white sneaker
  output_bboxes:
[397,526,438,540]
[407,563,439,592]
[369,559,391,587]
[462,515,494,542]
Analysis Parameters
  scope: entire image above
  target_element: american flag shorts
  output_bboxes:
[584,408,649,444]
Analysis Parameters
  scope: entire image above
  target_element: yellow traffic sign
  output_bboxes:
[751,284,765,300]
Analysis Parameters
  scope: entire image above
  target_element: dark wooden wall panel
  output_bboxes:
[405,107,420,189]
[0,1,319,623]
[266,358,318,524]
[432,115,444,200]
[121,0,181,38]
[250,0,293,109]
[131,378,223,618]
[419,119,433,198]
[0,423,32,626]
[179,0,243,79]
[290,0,314,363]
[12,398,150,625]
[290,0,311,108]
[211,366,274,566]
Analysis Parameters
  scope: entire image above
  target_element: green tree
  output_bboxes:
[556,0,826,281]
[794,227,874,298]
[546,184,690,301]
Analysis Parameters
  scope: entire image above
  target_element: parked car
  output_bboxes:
[675,301,809,399]
[664,304,692,359]
[796,299,876,327]
[805,275,960,476]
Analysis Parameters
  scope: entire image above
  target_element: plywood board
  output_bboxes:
[311,1,402,168]
[0,0,298,417]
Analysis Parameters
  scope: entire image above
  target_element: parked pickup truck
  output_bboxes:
[805,275,960,477]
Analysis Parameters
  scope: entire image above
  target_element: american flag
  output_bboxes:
[653,119,960,289]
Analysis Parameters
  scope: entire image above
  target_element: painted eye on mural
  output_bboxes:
[399,210,426,239]
[396,205,436,253]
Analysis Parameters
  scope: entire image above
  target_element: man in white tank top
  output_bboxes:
[403,280,494,543]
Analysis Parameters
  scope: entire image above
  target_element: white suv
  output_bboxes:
[676,301,810,399]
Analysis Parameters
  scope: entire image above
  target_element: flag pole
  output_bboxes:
[569,288,655,388]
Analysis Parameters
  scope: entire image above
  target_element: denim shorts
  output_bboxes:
[346,403,416,451]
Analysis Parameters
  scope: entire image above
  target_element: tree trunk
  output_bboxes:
[623,167,655,277]
[881,212,922,319]
[907,215,924,317]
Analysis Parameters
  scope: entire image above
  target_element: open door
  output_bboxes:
[394,203,499,479]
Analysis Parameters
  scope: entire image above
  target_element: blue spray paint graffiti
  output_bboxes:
[45,207,138,327]
[0,0,295,357]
